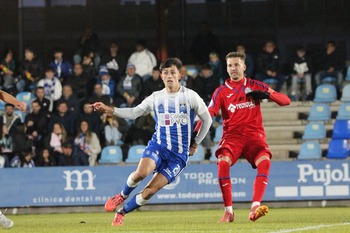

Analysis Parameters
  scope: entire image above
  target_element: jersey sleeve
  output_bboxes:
[207,87,223,117]
[249,79,270,92]
[188,90,208,115]
[135,94,154,114]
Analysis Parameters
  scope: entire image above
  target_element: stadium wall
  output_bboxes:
[0,160,349,209]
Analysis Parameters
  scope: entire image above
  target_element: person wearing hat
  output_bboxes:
[115,63,143,107]
[97,66,116,98]
[127,39,157,81]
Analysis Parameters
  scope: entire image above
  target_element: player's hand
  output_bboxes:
[91,102,113,114]
[246,91,270,100]
[189,131,198,156]
[16,101,26,112]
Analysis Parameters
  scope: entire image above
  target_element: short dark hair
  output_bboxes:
[5,103,14,108]
[225,52,246,62]
[45,66,55,73]
[159,58,182,72]
[327,40,336,47]
[153,66,160,72]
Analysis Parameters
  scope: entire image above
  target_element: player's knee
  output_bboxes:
[218,155,232,166]
[256,156,271,171]
[255,155,270,167]
[142,187,158,200]
[132,171,148,182]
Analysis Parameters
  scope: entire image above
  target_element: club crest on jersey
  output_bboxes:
[245,87,252,94]
[159,113,188,126]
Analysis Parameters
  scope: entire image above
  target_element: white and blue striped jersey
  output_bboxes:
[138,86,207,160]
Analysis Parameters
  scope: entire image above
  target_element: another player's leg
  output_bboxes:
[0,210,14,229]
[249,154,270,222]
[112,172,168,226]
[105,158,156,212]
[217,153,234,223]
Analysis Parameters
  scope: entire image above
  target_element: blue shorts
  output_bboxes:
[142,141,187,183]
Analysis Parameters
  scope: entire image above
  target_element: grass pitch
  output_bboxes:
[4,207,350,233]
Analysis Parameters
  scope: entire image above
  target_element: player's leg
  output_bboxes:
[105,157,157,212]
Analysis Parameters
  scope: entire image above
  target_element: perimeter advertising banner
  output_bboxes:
[0,160,349,207]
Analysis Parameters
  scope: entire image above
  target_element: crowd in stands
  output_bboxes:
[0,27,349,168]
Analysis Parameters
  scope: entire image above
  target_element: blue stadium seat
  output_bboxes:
[186,65,198,77]
[0,100,5,111]
[298,141,322,160]
[345,66,350,81]
[307,103,331,122]
[99,146,123,164]
[125,145,146,163]
[332,120,350,139]
[213,125,223,143]
[15,91,34,111]
[188,145,205,163]
[336,102,350,120]
[302,122,326,140]
[327,139,350,159]
[340,83,350,102]
[14,110,26,123]
[313,84,337,103]
[209,144,219,162]
[322,76,337,84]
[263,78,278,85]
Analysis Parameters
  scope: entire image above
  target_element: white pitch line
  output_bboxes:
[270,222,350,233]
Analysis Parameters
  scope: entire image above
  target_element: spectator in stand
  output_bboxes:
[190,21,221,64]
[50,100,76,137]
[142,66,164,99]
[73,28,101,70]
[81,50,98,79]
[97,66,116,98]
[194,63,220,105]
[32,86,51,115]
[1,104,22,136]
[11,125,33,157]
[37,66,62,112]
[58,141,74,166]
[179,65,195,89]
[76,102,101,135]
[88,83,112,106]
[43,122,68,164]
[17,47,43,92]
[0,48,17,93]
[10,149,35,168]
[314,40,344,87]
[24,100,49,150]
[0,123,13,167]
[116,63,143,107]
[127,39,157,81]
[209,52,225,82]
[35,148,56,167]
[64,63,94,102]
[102,108,129,147]
[58,84,79,116]
[0,148,9,168]
[236,43,254,78]
[124,114,155,146]
[102,41,126,83]
[49,47,73,82]
[73,120,101,166]
[289,46,313,101]
[255,40,285,92]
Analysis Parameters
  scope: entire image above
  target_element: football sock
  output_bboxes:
[224,206,233,214]
[123,193,148,214]
[252,159,270,203]
[121,172,140,198]
[218,160,232,210]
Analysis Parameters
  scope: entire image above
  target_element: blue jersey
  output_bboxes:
[138,86,207,161]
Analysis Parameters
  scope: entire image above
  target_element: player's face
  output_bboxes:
[161,65,181,91]
[226,57,246,82]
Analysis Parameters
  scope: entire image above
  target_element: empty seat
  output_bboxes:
[322,76,337,84]
[298,141,322,160]
[327,139,350,159]
[99,146,123,164]
[213,125,223,143]
[307,103,331,122]
[125,145,146,163]
[345,66,350,81]
[0,100,5,111]
[332,120,350,139]
[188,145,205,163]
[302,122,326,140]
[15,91,33,111]
[336,102,350,120]
[313,84,337,103]
[341,83,350,102]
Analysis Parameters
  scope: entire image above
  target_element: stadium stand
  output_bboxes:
[302,122,326,141]
[340,83,350,102]
[15,91,34,111]
[331,120,350,139]
[307,103,331,122]
[125,145,146,163]
[99,146,123,164]
[327,139,350,159]
[336,102,350,120]
[313,84,337,103]
[188,145,205,163]
[298,141,322,160]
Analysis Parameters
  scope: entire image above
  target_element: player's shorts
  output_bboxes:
[142,140,187,183]
[215,132,271,168]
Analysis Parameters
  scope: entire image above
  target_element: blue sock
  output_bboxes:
[121,173,140,197]
[123,195,141,213]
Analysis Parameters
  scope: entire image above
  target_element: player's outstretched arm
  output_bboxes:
[267,88,291,106]
[91,102,114,114]
[0,90,26,112]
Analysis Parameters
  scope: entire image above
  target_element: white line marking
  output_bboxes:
[270,222,350,233]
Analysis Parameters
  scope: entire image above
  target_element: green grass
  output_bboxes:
[4,207,350,233]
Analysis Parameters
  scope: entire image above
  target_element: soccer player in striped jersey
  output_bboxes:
[195,52,291,223]
[92,57,212,226]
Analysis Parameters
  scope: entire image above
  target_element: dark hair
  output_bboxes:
[159,58,182,72]
[153,66,160,72]
[296,45,307,52]
[5,103,14,108]
[36,86,45,91]
[53,47,63,54]
[327,40,336,47]
[136,39,147,47]
[225,52,246,62]
[31,100,41,106]
[201,63,212,70]
[25,47,36,55]
[45,66,55,73]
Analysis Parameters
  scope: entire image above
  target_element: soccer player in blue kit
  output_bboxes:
[92,57,212,226]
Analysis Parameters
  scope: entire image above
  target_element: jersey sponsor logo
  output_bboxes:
[227,101,255,113]
[159,113,188,126]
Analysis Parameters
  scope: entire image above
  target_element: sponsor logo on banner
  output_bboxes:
[63,170,96,190]
[183,172,246,185]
